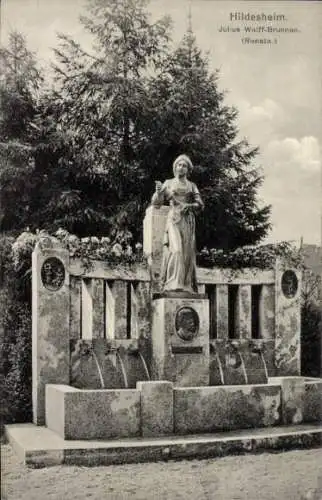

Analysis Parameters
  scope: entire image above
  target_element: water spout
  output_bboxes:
[91,350,105,389]
[215,350,225,385]
[139,351,151,380]
[238,351,249,384]
[116,351,129,388]
[260,350,269,381]
[138,352,151,381]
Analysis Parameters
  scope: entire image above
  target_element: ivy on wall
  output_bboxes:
[9,228,303,273]
[11,229,145,270]
[197,242,302,270]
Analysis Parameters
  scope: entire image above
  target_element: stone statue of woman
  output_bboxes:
[151,154,204,294]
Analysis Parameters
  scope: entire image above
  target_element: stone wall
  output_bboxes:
[46,378,322,440]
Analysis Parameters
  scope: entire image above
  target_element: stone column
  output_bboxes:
[216,285,229,339]
[136,381,174,437]
[81,279,93,339]
[81,278,105,339]
[259,285,275,339]
[91,279,105,338]
[130,282,139,340]
[32,238,70,425]
[130,281,151,341]
[70,276,81,340]
[133,281,152,373]
[235,285,252,339]
[275,260,301,376]
[105,280,128,339]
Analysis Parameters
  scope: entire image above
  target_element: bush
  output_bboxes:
[197,241,302,269]
[0,234,32,429]
[0,303,32,425]
[301,302,322,377]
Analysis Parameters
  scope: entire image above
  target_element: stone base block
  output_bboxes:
[136,381,174,437]
[5,422,322,468]
[280,377,305,425]
[304,381,322,423]
[46,384,140,440]
[174,384,281,434]
[45,385,79,438]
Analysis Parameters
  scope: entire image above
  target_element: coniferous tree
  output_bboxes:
[0,31,42,232]
[49,0,172,237]
[143,27,271,249]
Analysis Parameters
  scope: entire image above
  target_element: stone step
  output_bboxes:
[5,422,322,468]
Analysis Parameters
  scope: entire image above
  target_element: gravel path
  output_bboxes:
[1,445,322,500]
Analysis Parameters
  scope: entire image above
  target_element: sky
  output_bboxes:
[1,0,321,245]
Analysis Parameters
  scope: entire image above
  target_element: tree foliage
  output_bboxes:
[0,31,43,231]
[0,234,32,426]
[46,0,172,237]
[0,31,42,140]
[1,0,271,250]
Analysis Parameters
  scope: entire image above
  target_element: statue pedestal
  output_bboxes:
[143,205,169,282]
[151,295,210,386]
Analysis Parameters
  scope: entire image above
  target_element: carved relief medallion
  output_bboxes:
[41,257,65,291]
[281,270,298,298]
[175,306,199,341]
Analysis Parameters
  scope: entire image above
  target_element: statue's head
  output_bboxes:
[173,154,193,177]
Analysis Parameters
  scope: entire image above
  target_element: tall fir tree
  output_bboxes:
[0,31,42,232]
[50,0,172,237]
[143,25,271,249]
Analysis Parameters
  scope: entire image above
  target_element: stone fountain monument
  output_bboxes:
[4,155,322,467]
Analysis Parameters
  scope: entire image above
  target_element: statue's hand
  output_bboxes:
[181,203,192,214]
[155,181,162,193]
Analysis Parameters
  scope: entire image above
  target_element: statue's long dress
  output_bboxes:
[152,178,203,294]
